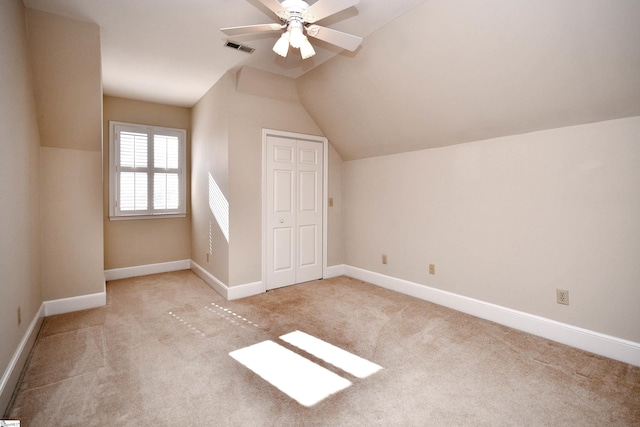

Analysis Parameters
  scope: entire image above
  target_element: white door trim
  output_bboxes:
[262,129,328,292]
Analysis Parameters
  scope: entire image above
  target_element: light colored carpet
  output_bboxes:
[5,270,640,425]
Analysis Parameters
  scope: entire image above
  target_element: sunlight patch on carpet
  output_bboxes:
[168,312,206,337]
[229,340,352,407]
[206,303,261,329]
[280,330,383,378]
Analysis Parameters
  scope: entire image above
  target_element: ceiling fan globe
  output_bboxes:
[288,20,305,48]
[273,32,290,57]
[300,37,316,59]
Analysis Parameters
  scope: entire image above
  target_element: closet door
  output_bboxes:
[266,136,323,290]
[295,140,323,284]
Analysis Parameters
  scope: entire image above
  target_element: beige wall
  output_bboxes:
[191,68,343,287]
[40,148,104,300]
[26,9,102,152]
[191,72,231,284]
[343,117,640,343]
[0,0,43,411]
[26,9,104,300]
[327,144,344,267]
[103,96,192,269]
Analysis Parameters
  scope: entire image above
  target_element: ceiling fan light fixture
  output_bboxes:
[273,32,290,57]
[300,37,316,59]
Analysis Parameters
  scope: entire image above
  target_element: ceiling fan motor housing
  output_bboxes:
[279,0,317,24]
[280,0,309,14]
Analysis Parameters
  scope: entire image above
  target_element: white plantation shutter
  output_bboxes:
[153,133,181,210]
[118,131,149,211]
[120,172,148,211]
[120,131,148,168]
[110,122,186,219]
[154,134,179,169]
[154,173,180,210]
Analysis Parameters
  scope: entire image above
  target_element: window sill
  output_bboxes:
[109,213,187,221]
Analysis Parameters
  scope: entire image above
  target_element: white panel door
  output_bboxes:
[266,136,323,290]
[295,140,323,284]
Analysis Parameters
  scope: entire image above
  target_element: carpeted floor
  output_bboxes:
[5,270,640,426]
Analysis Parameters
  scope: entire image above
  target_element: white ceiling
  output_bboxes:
[23,0,428,107]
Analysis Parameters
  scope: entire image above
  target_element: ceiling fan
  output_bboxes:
[221,0,362,60]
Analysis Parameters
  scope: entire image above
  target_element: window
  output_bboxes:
[109,121,186,219]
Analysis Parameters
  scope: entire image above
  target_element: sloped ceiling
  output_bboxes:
[297,0,640,160]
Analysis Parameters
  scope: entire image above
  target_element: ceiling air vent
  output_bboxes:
[225,40,255,54]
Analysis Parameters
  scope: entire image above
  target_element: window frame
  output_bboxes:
[109,121,187,220]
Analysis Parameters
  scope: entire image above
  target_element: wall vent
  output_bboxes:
[225,40,255,54]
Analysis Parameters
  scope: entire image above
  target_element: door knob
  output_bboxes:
[280,219,284,223]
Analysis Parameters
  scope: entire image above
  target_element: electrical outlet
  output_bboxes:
[429,264,435,275]
[557,289,569,305]
[382,254,387,265]
[17,306,21,326]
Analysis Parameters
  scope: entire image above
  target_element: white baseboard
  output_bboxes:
[228,281,264,300]
[44,290,107,317]
[104,259,191,281]
[325,264,346,278]
[190,260,228,299]
[0,303,45,414]
[343,265,640,367]
[191,261,345,300]
[190,261,264,301]
[192,261,345,300]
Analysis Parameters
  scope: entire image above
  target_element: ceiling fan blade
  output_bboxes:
[220,23,284,36]
[306,25,362,51]
[257,0,290,20]
[304,0,360,23]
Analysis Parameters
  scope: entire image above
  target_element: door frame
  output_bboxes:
[261,128,329,292]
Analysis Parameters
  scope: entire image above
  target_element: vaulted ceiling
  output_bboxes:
[22,0,640,160]
[22,0,428,107]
